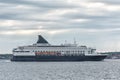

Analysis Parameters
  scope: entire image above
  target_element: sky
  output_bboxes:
[0,0,120,54]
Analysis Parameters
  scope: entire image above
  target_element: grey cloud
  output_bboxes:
[0,0,28,5]
[0,0,119,53]
[0,1,119,33]
[90,0,120,4]
[0,0,78,9]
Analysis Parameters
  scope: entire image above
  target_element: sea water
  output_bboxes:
[0,59,120,80]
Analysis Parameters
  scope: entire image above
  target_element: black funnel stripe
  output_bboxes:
[37,35,48,43]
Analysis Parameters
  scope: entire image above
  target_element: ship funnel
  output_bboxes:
[37,35,48,44]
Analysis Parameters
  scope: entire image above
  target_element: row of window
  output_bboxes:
[36,54,85,56]
[33,51,92,54]
[14,50,92,54]
[13,51,30,52]
[33,51,85,52]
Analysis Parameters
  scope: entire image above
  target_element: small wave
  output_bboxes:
[0,59,11,62]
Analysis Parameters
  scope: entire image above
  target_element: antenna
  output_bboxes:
[74,37,76,45]
[64,40,67,44]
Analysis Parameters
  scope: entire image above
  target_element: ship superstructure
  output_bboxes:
[11,35,107,61]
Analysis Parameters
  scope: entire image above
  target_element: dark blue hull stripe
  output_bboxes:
[11,55,107,61]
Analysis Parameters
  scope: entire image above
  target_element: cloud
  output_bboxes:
[0,0,78,9]
[90,0,120,4]
[0,0,120,53]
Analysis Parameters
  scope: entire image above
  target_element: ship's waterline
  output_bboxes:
[11,35,107,61]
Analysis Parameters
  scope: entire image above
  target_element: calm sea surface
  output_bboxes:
[0,59,120,80]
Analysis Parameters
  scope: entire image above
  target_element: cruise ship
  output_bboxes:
[11,35,107,61]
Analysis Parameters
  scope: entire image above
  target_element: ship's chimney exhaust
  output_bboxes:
[37,35,48,44]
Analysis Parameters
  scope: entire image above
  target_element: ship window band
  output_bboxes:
[14,51,30,52]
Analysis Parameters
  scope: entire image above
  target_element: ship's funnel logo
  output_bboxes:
[37,35,48,44]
